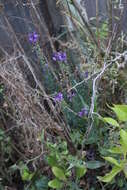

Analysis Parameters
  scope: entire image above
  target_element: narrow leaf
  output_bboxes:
[120,129,127,150]
[103,157,121,167]
[111,105,127,122]
[108,147,123,154]
[98,166,122,183]
[123,164,127,178]
[103,117,119,127]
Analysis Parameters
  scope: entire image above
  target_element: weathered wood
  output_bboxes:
[0,0,64,89]
[0,0,64,56]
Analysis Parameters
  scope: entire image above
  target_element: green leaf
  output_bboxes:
[21,168,34,181]
[120,129,127,151]
[108,147,123,154]
[35,176,48,190]
[75,165,87,179]
[97,166,122,183]
[48,178,63,189]
[52,167,66,181]
[103,117,119,127]
[86,160,105,169]
[21,169,29,181]
[123,164,127,178]
[111,105,127,122]
[65,170,71,177]
[103,157,121,167]
[47,155,57,167]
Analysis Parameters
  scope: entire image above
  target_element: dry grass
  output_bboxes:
[0,55,63,160]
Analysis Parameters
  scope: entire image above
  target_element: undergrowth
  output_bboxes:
[0,0,127,190]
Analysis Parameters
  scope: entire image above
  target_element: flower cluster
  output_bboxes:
[78,107,88,117]
[52,51,67,62]
[28,32,38,43]
[54,92,63,102]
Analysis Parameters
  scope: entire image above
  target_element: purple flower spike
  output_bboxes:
[52,51,67,62]
[28,32,38,43]
[84,71,89,78]
[54,92,63,102]
[78,107,88,117]
[58,52,67,61]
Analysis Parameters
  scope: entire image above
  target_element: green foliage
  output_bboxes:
[34,176,48,190]
[103,117,120,127]
[86,160,105,169]
[20,165,34,182]
[46,138,87,189]
[0,128,12,159]
[98,166,122,183]
[48,178,63,189]
[24,175,49,190]
[1,0,127,189]
[98,21,108,40]
[17,162,49,190]
[52,167,66,181]
[98,106,127,183]
[75,165,87,179]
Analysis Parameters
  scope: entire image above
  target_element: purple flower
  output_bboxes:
[78,107,88,117]
[54,92,63,102]
[67,90,76,101]
[28,32,38,43]
[84,71,89,78]
[52,52,67,62]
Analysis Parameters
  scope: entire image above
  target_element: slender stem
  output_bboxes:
[107,0,113,39]
[96,0,100,49]
[71,0,103,56]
